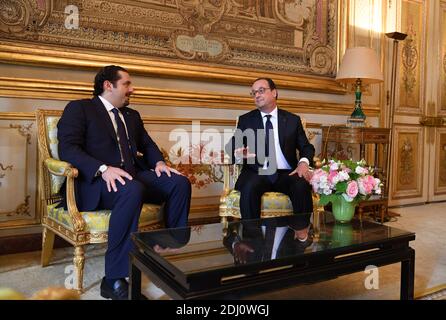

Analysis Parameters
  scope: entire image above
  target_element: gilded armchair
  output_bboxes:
[36,109,164,293]
[219,118,323,225]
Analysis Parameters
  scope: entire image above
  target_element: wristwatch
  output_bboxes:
[98,164,108,174]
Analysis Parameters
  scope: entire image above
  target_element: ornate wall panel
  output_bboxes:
[0,118,38,228]
[434,130,446,194]
[0,77,381,116]
[398,0,424,114]
[441,1,446,114]
[391,125,424,199]
[0,0,343,93]
[129,118,320,215]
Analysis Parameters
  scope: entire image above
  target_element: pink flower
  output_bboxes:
[358,175,376,195]
[346,181,359,198]
[327,170,338,184]
[310,169,330,193]
[329,161,339,171]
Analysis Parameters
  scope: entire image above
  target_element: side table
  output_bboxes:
[321,125,391,222]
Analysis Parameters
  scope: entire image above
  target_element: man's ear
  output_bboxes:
[103,80,112,92]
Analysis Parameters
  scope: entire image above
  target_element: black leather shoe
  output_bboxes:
[100,277,129,300]
[295,235,314,252]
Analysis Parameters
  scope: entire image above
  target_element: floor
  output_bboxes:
[0,202,445,300]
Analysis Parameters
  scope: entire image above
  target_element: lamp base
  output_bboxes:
[347,117,365,127]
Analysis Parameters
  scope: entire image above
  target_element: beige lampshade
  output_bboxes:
[336,47,383,84]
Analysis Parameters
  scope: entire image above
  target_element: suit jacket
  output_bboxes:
[57,96,164,211]
[225,108,315,176]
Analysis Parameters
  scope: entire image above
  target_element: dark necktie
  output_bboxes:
[264,114,278,183]
[264,226,276,260]
[111,108,136,177]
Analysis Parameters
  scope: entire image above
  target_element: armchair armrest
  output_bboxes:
[312,156,322,169]
[44,158,78,178]
[43,158,85,232]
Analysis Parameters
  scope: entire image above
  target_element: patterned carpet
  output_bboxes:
[416,285,446,300]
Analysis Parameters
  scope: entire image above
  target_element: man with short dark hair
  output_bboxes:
[226,77,315,241]
[57,65,191,300]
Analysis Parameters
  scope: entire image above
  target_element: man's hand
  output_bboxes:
[233,242,254,264]
[289,162,312,182]
[154,161,183,177]
[101,166,133,192]
[153,244,180,254]
[293,226,310,242]
[234,146,256,160]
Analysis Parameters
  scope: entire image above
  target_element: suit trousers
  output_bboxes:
[98,170,191,278]
[235,168,312,226]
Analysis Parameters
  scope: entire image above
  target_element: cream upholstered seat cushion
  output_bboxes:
[224,189,293,218]
[47,202,163,233]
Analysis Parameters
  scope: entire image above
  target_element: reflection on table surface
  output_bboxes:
[132,212,413,275]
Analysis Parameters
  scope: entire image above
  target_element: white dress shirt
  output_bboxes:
[261,225,288,260]
[98,95,130,164]
[260,107,309,169]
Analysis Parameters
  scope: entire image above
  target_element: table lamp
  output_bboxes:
[336,47,384,126]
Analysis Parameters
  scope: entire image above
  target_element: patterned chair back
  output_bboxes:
[36,110,65,203]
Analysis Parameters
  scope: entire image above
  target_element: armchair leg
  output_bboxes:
[41,227,55,267]
[312,211,320,240]
[221,216,227,224]
[73,246,85,293]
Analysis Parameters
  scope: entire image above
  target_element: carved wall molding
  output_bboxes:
[9,123,33,144]
[391,125,424,200]
[0,77,379,116]
[441,2,446,113]
[0,195,31,217]
[0,40,345,94]
[0,112,323,131]
[0,163,13,188]
[0,0,52,36]
[398,0,425,114]
[0,121,35,225]
[435,130,446,193]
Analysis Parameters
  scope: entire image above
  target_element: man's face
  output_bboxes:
[251,79,277,112]
[106,71,134,108]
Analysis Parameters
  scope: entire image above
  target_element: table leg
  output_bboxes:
[400,248,415,300]
[129,255,142,300]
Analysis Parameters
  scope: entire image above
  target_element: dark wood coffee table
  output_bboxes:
[130,213,415,300]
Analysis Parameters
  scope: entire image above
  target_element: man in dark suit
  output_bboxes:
[226,78,315,241]
[223,215,313,265]
[57,65,191,300]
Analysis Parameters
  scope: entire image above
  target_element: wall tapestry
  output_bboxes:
[0,0,338,78]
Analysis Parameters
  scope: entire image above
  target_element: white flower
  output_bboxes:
[338,170,350,182]
[355,166,368,175]
[329,162,339,171]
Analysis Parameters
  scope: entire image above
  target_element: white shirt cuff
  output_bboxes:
[299,157,310,166]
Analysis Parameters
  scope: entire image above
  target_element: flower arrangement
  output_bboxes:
[310,159,383,207]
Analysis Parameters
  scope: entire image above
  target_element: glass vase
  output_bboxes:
[331,196,356,223]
